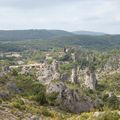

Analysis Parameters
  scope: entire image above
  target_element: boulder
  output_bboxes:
[60,88,93,113]
[46,81,93,113]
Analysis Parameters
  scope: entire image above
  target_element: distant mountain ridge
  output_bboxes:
[0,29,107,41]
[0,29,73,41]
[0,29,120,52]
[73,31,106,36]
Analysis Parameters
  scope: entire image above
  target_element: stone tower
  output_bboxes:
[52,60,60,80]
[52,60,59,72]
[71,65,78,83]
[70,52,79,83]
[84,67,97,90]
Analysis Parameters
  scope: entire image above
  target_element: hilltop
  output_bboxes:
[0,29,120,52]
[73,30,106,36]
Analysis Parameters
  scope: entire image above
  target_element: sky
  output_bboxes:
[0,0,120,34]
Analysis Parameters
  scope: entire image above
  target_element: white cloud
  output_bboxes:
[0,0,120,34]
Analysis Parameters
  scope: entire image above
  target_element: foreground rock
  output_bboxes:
[47,81,94,113]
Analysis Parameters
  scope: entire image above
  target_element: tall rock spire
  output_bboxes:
[70,52,79,83]
[84,67,97,90]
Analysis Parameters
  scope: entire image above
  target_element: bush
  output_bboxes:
[32,83,47,105]
[15,75,47,105]
[11,98,25,110]
[46,92,58,105]
[105,95,120,110]
[59,63,72,74]
[79,112,90,120]
[41,108,53,117]
[47,59,53,64]
[96,111,120,120]
[12,69,18,76]
[102,93,109,102]
[59,54,71,61]
[79,111,120,120]
[34,92,47,105]
[0,99,2,104]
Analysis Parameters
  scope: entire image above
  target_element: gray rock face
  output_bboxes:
[2,66,10,72]
[46,82,66,94]
[60,88,93,113]
[70,67,78,83]
[84,67,97,90]
[70,52,80,84]
[47,81,93,113]
[37,60,60,85]
[52,60,59,72]
[71,52,78,62]
[0,72,4,77]
[70,64,81,84]
[104,55,120,72]
[0,92,9,100]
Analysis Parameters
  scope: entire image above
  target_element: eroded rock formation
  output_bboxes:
[37,60,60,84]
[84,67,97,90]
[70,65,78,83]
[46,81,94,113]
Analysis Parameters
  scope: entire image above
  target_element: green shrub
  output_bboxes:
[0,99,2,104]
[46,92,58,105]
[95,111,120,120]
[59,54,71,61]
[102,94,109,102]
[105,95,120,110]
[12,69,18,76]
[34,92,47,105]
[47,59,53,64]
[41,108,53,117]
[11,98,25,110]
[79,111,120,120]
[32,83,47,105]
[12,74,48,105]
[79,112,91,120]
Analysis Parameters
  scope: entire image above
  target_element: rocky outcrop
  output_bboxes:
[46,81,66,94]
[60,88,93,113]
[70,66,78,83]
[104,55,120,72]
[37,60,60,85]
[0,92,9,100]
[46,81,94,113]
[52,60,59,72]
[84,67,97,90]
[0,72,4,77]
[70,52,79,84]
[70,65,80,84]
[51,60,60,80]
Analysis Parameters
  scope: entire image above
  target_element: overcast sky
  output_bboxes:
[0,0,120,34]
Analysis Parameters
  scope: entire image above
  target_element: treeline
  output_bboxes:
[0,30,120,52]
